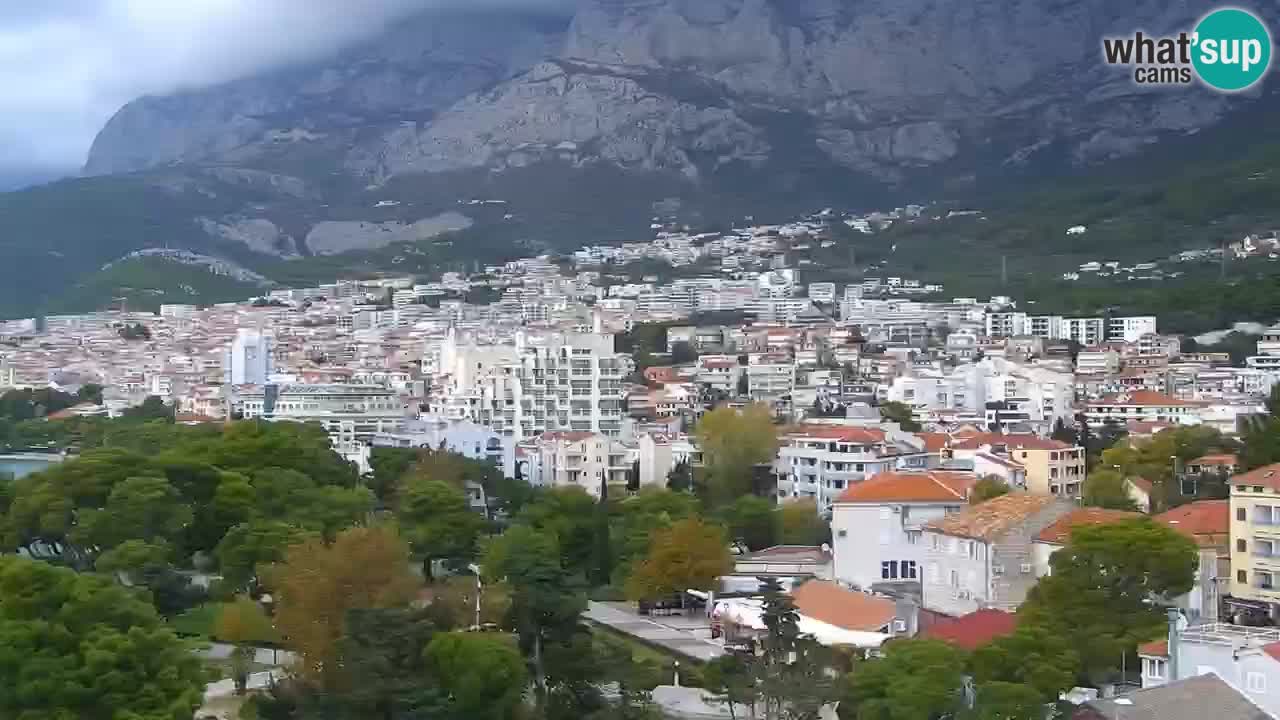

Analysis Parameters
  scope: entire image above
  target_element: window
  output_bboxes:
[930,534,940,550]
[1144,658,1166,680]
[1240,507,1250,521]
[949,570,960,588]
[1239,570,1249,584]
[837,529,847,538]
[1248,672,1267,693]
[902,561,918,579]
[1239,539,1248,552]
[893,619,907,633]
[881,561,898,580]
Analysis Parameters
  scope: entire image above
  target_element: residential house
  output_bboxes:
[1229,464,1280,621]
[1187,453,1240,477]
[733,546,833,582]
[1072,673,1270,720]
[921,608,1019,650]
[830,471,976,591]
[1156,500,1230,621]
[529,432,638,499]
[920,494,1076,616]
[1136,615,1280,718]
[949,433,1085,498]
[1085,390,1203,427]
[775,425,932,511]
[1031,507,1142,577]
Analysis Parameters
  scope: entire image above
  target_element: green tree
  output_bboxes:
[755,590,839,720]
[1081,469,1140,511]
[217,596,277,693]
[75,475,193,551]
[517,487,601,579]
[1050,417,1078,446]
[216,520,313,589]
[878,401,921,431]
[966,681,1044,720]
[704,654,762,720]
[969,625,1079,703]
[426,632,528,720]
[670,341,699,365]
[1020,519,1197,680]
[122,394,173,421]
[398,478,485,579]
[626,518,733,602]
[720,495,778,551]
[94,538,173,576]
[971,476,1011,504]
[666,458,694,492]
[840,639,965,720]
[778,499,829,546]
[333,607,448,719]
[695,404,779,505]
[0,556,205,720]
[483,525,586,707]
[1242,415,1280,470]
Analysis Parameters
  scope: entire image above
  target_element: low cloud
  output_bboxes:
[0,0,572,180]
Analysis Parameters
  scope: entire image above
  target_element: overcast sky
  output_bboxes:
[0,0,567,187]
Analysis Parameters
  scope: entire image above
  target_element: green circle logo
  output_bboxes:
[1192,8,1272,91]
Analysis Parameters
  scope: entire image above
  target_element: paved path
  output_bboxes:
[584,601,725,662]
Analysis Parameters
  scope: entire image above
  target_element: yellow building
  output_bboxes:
[1228,463,1280,614]
[954,434,1086,497]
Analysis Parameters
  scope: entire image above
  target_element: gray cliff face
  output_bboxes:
[82,0,1268,226]
[84,11,570,175]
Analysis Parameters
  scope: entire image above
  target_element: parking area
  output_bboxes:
[584,601,725,662]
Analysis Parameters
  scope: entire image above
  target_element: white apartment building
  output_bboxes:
[371,415,514,478]
[885,357,1074,425]
[830,471,975,591]
[1085,390,1203,426]
[746,353,796,404]
[434,327,631,440]
[1062,317,1105,346]
[224,329,273,385]
[1108,316,1158,343]
[808,282,837,305]
[526,432,638,499]
[775,425,931,511]
[1138,618,1280,718]
[1076,349,1121,375]
[236,383,407,466]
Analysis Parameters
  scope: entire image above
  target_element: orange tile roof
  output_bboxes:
[1034,507,1141,544]
[1232,463,1280,491]
[1189,454,1238,467]
[790,580,897,633]
[1138,639,1169,657]
[834,471,975,504]
[915,432,952,452]
[924,494,1058,541]
[785,425,887,444]
[1089,390,1199,407]
[951,433,1073,451]
[1155,500,1230,547]
[923,609,1018,650]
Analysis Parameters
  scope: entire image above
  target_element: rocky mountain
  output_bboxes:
[1,0,1276,317]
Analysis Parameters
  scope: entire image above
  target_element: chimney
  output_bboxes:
[1167,607,1181,682]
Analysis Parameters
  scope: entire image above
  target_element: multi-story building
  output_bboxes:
[371,415,514,477]
[830,471,975,591]
[1229,463,1280,621]
[526,432,639,499]
[1107,316,1158,343]
[235,383,406,467]
[746,352,796,405]
[435,327,631,440]
[1136,616,1280,718]
[886,357,1074,427]
[1062,317,1105,346]
[775,425,931,511]
[224,328,273,385]
[920,494,1075,616]
[1085,390,1203,427]
[948,434,1086,498]
[1155,500,1230,622]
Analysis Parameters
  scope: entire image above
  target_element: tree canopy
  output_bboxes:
[695,404,779,505]
[625,517,733,601]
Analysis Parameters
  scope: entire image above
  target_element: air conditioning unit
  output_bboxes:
[992,564,1005,575]
[957,590,971,600]
[1020,563,1033,574]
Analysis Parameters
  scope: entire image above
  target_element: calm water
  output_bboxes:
[0,455,58,478]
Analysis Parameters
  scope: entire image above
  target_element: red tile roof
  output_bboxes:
[1263,642,1280,662]
[1155,500,1230,547]
[834,471,975,504]
[791,580,897,633]
[1138,639,1169,657]
[924,494,1060,541]
[915,432,953,452]
[1232,463,1280,491]
[1089,390,1199,407]
[1189,454,1238,467]
[785,425,887,444]
[923,609,1018,650]
[1034,507,1141,544]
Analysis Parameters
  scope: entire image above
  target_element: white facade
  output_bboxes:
[886,357,1074,425]
[1108,316,1158,343]
[775,428,930,511]
[225,329,274,385]
[236,383,406,467]
[434,328,631,440]
[527,432,639,499]
[371,415,514,477]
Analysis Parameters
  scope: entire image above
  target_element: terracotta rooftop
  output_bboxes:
[1188,453,1238,467]
[1089,390,1199,407]
[1138,639,1169,657]
[790,580,897,633]
[1155,500,1230,547]
[1232,463,1280,491]
[924,494,1059,541]
[834,471,975,504]
[1264,642,1280,662]
[1034,507,1141,545]
[914,432,952,452]
[923,609,1018,650]
[784,425,887,444]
